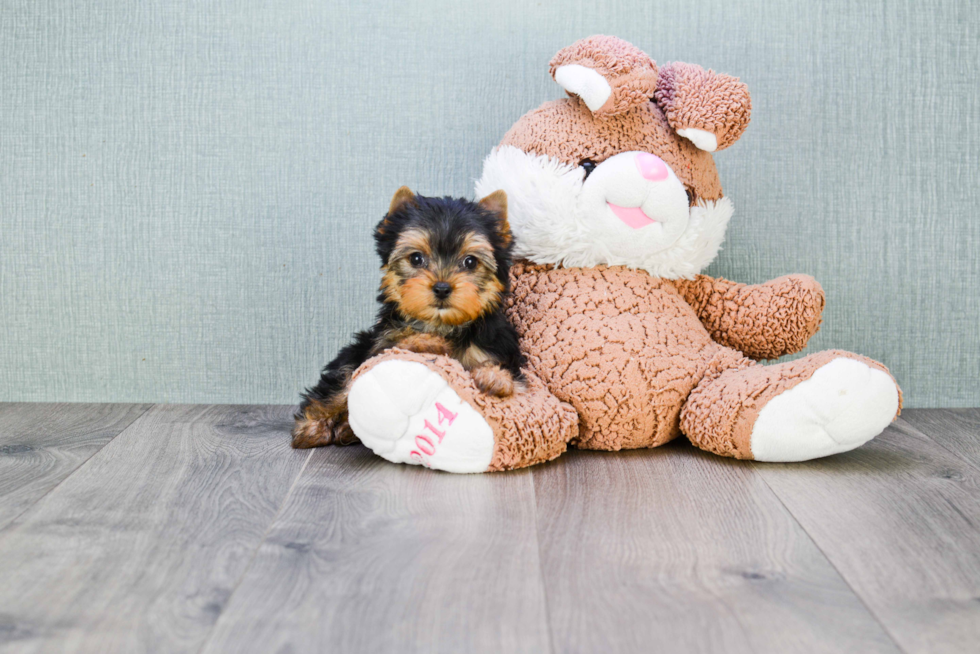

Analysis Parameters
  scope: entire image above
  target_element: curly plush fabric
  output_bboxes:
[549,35,659,118]
[500,99,725,203]
[507,261,753,450]
[681,350,902,459]
[505,261,901,456]
[352,348,578,471]
[655,62,752,151]
[671,274,826,360]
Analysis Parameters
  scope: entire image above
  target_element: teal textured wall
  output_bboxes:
[1,0,977,406]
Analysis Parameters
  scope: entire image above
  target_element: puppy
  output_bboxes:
[292,187,524,448]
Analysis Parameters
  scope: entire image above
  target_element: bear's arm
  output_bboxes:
[670,274,826,360]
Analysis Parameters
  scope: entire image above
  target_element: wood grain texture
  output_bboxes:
[0,403,150,531]
[0,404,308,654]
[200,445,551,654]
[3,405,979,653]
[531,446,898,654]
[901,408,980,470]
[757,418,980,654]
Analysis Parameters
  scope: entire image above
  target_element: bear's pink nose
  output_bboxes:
[635,152,668,181]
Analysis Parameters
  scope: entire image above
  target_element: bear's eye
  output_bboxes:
[580,160,597,180]
[409,252,427,268]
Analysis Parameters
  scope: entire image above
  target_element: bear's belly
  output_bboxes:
[508,264,729,450]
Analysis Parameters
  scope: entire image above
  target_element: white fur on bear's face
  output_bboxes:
[475,145,733,279]
[579,151,692,253]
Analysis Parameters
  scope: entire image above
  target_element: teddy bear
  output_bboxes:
[341,35,902,473]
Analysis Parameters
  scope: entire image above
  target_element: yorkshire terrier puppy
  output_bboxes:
[292,186,525,448]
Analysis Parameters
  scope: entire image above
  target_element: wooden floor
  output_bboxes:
[0,405,978,653]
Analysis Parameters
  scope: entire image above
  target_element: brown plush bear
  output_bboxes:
[344,36,901,473]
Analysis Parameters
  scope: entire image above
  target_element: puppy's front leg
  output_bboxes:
[396,333,453,356]
[471,364,515,398]
[293,388,357,448]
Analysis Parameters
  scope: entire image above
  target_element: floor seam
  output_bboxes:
[899,411,980,476]
[753,463,911,654]
[193,447,314,654]
[0,402,155,539]
[529,469,558,654]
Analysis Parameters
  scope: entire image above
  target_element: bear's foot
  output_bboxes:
[347,349,579,473]
[348,359,496,473]
[750,357,900,461]
[681,350,901,462]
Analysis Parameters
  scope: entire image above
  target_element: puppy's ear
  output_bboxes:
[654,62,751,152]
[478,190,511,245]
[379,186,416,234]
[389,186,416,214]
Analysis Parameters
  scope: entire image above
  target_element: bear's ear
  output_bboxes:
[654,62,751,152]
[549,35,659,119]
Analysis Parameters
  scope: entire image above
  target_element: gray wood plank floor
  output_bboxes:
[201,446,550,654]
[901,409,980,470]
[532,447,899,654]
[0,404,306,654]
[0,405,977,654]
[755,417,980,654]
[0,403,150,532]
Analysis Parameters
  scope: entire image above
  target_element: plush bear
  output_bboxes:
[343,35,901,473]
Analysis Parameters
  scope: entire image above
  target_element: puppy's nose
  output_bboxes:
[635,152,668,181]
[432,282,452,300]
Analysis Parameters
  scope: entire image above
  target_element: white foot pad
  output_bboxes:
[751,358,900,462]
[347,360,495,473]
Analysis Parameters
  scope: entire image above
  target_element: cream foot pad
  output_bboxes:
[751,358,900,462]
[348,360,495,473]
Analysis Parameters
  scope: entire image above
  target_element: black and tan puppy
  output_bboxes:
[292,187,525,449]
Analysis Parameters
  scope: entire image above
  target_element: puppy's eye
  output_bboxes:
[409,252,426,268]
[685,189,695,206]
[462,255,478,270]
[580,160,597,179]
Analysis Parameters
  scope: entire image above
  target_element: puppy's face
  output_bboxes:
[376,190,511,328]
[382,226,503,327]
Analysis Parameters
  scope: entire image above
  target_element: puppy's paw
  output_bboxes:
[396,333,453,356]
[291,413,357,448]
[471,365,515,398]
